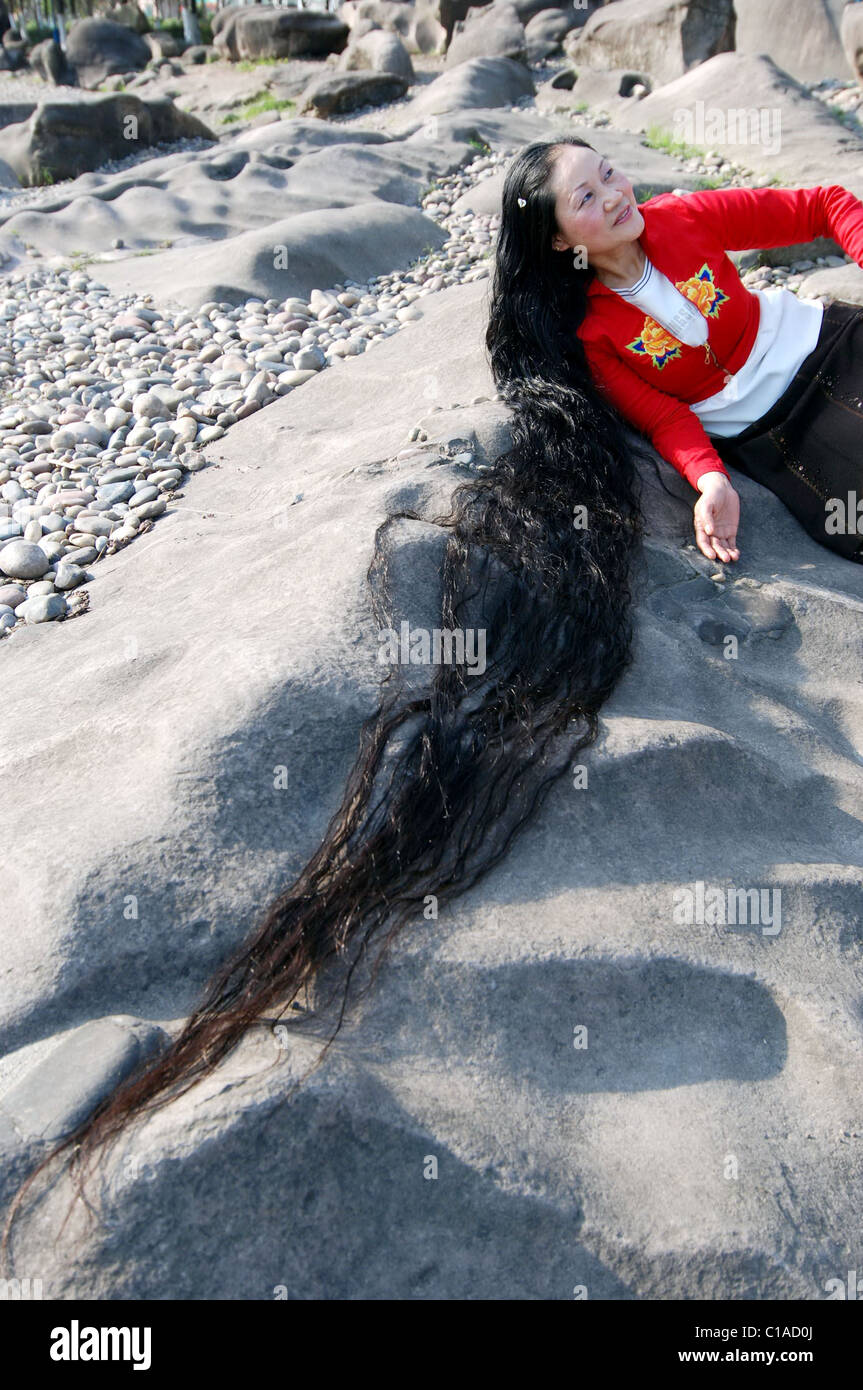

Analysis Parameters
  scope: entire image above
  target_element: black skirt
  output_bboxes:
[709,298,863,563]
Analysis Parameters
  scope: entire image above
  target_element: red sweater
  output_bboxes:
[577,184,863,488]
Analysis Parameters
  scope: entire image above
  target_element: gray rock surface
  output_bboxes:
[2,22,863,1300]
[612,51,863,200]
[735,0,847,85]
[0,119,466,259]
[2,276,862,1297]
[94,200,448,307]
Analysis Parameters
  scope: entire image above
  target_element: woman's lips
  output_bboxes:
[614,205,632,226]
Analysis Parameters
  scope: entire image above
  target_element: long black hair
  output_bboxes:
[2,135,667,1264]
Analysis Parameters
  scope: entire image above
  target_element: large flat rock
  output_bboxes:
[612,52,863,200]
[0,123,471,260]
[2,275,863,1297]
[91,200,448,307]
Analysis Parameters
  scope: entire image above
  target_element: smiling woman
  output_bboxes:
[536,138,863,565]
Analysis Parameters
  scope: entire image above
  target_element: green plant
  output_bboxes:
[574,100,588,113]
[32,167,55,187]
[24,20,53,42]
[642,123,705,162]
[468,137,491,154]
[235,57,289,72]
[221,92,295,124]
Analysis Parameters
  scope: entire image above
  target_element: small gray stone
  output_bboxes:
[53,563,86,590]
[17,592,67,623]
[0,539,50,579]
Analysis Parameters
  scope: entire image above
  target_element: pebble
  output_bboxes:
[0,539,50,579]
[17,592,67,623]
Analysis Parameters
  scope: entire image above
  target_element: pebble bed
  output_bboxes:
[0,71,859,639]
[0,149,504,637]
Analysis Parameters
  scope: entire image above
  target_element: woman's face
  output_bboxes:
[549,144,644,259]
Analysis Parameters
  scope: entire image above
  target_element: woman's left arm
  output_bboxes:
[673,183,863,267]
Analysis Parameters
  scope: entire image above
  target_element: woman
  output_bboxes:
[546,137,863,565]
[3,135,862,1263]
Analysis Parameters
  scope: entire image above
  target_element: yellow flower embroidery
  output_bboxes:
[625,263,729,370]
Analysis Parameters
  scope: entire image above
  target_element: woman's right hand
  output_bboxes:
[693,472,740,563]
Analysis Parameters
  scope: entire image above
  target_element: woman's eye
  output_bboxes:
[581,169,614,205]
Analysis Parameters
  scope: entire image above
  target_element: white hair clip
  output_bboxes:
[517,197,526,207]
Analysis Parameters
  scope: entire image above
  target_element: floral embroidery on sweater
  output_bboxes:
[624,263,730,371]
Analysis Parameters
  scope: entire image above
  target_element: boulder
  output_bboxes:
[413,6,448,55]
[841,0,863,83]
[28,37,75,87]
[80,198,450,311]
[0,118,462,258]
[614,51,863,200]
[525,7,585,63]
[340,0,448,53]
[2,94,215,187]
[99,3,151,35]
[214,7,350,62]
[341,0,417,38]
[337,29,416,80]
[559,64,655,112]
[440,0,492,46]
[566,0,736,87]
[395,54,535,122]
[0,99,36,128]
[734,0,847,85]
[446,0,528,67]
[298,70,410,116]
[65,17,151,89]
[512,0,598,20]
[1,27,29,70]
[144,30,186,60]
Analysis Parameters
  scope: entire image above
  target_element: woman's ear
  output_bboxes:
[551,233,568,253]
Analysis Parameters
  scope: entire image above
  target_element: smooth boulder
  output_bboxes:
[28,37,74,86]
[299,70,410,117]
[338,29,416,81]
[65,17,151,89]
[446,0,528,67]
[841,0,863,84]
[214,6,350,61]
[566,0,736,86]
[394,55,535,124]
[2,94,215,187]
